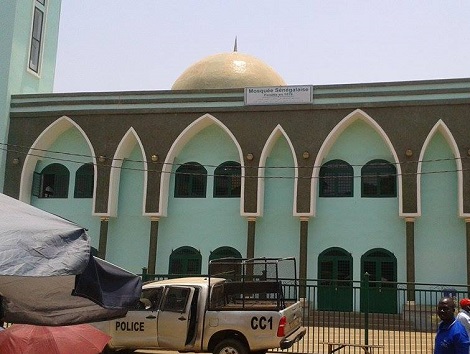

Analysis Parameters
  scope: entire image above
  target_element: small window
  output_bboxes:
[174,162,207,198]
[29,1,46,73]
[34,163,70,198]
[319,159,353,197]
[213,161,241,198]
[361,159,397,197]
[74,163,94,198]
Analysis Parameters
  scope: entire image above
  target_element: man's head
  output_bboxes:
[460,298,470,311]
[438,297,456,323]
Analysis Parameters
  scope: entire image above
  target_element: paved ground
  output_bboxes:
[132,325,435,354]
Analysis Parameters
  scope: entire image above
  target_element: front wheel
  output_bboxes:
[213,339,248,354]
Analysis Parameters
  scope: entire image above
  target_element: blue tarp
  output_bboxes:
[0,193,142,325]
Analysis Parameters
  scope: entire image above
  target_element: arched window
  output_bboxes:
[209,246,242,261]
[213,161,241,198]
[169,246,202,275]
[32,163,70,198]
[319,159,353,197]
[74,163,94,198]
[361,159,397,197]
[174,162,207,198]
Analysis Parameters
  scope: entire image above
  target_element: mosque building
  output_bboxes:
[3,1,470,314]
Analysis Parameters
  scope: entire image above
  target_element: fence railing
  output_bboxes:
[141,270,469,354]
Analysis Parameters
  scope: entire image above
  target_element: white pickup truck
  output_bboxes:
[96,257,306,354]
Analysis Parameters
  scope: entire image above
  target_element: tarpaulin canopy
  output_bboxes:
[0,193,142,325]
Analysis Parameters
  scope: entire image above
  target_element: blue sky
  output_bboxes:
[53,1,470,93]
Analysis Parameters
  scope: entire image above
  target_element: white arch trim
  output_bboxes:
[19,116,98,214]
[417,120,465,217]
[256,125,298,217]
[310,109,403,217]
[107,128,147,217]
[159,114,244,217]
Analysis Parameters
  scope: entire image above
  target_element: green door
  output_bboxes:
[208,246,242,280]
[318,248,353,311]
[169,246,202,277]
[360,249,397,314]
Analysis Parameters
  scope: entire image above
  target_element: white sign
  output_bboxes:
[244,85,313,105]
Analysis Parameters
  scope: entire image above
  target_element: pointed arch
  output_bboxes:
[256,125,298,216]
[159,114,244,217]
[311,109,402,216]
[20,116,97,209]
[108,127,147,217]
[417,120,463,217]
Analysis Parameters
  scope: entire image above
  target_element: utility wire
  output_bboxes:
[1,143,467,180]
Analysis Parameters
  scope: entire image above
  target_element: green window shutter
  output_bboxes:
[74,163,94,198]
[213,161,241,198]
[175,162,207,198]
[319,160,353,197]
[32,172,41,197]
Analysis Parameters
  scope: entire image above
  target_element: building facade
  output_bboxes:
[3,1,470,315]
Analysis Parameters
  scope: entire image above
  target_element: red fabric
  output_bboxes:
[0,324,111,354]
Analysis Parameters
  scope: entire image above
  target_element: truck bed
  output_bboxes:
[210,280,293,311]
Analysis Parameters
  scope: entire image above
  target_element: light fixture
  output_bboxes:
[12,157,20,165]
[151,154,159,162]
[302,151,310,159]
[246,153,254,161]
[405,149,413,157]
[98,155,106,163]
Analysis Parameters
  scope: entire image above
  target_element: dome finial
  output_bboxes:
[233,36,238,52]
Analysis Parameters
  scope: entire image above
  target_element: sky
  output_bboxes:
[53,1,470,93]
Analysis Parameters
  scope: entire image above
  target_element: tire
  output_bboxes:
[101,346,134,354]
[101,346,116,354]
[213,339,248,354]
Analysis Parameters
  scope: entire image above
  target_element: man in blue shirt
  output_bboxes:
[435,297,470,354]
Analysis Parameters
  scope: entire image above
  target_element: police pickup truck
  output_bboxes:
[96,257,306,354]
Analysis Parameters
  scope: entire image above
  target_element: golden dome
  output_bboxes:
[171,51,286,90]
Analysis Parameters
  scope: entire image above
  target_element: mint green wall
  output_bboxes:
[31,128,100,248]
[157,124,246,274]
[309,120,404,281]
[107,146,150,273]
[0,0,61,191]
[415,132,465,284]
[255,136,299,260]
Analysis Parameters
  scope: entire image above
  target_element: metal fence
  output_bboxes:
[141,271,469,354]
[284,278,467,354]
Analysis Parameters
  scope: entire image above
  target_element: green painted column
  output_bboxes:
[98,217,109,259]
[406,217,415,301]
[148,217,159,274]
